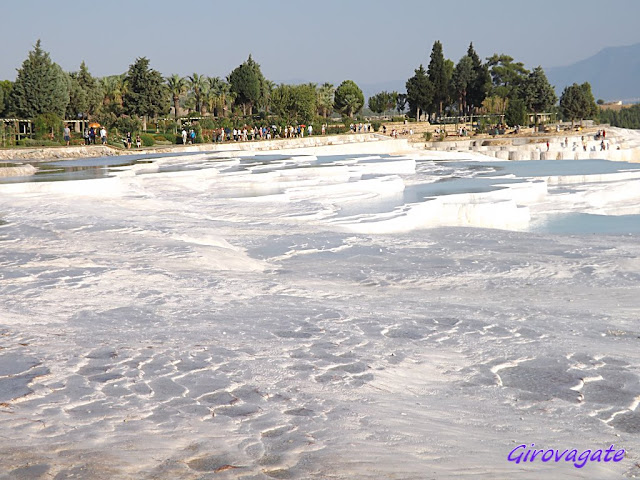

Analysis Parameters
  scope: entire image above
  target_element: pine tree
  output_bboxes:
[560,82,598,124]
[522,66,557,127]
[228,55,266,116]
[123,57,168,130]
[67,61,102,120]
[487,54,529,104]
[406,65,434,121]
[10,40,70,118]
[76,61,102,117]
[0,81,11,116]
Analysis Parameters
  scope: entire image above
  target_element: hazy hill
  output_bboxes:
[546,43,640,102]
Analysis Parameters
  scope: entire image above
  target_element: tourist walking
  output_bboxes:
[100,127,107,145]
[63,125,71,146]
[181,129,187,144]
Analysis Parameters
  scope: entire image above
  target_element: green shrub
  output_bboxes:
[326,124,349,135]
[198,117,217,130]
[94,112,117,130]
[371,120,382,132]
[33,113,63,140]
[113,116,142,136]
[424,132,433,141]
[154,135,167,142]
[17,138,62,147]
[392,116,407,123]
[140,133,155,147]
[156,118,178,134]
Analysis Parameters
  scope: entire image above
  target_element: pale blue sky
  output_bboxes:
[2,0,640,90]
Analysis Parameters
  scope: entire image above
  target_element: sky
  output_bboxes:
[2,0,640,92]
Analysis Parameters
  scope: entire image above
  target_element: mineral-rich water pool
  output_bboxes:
[1,152,639,234]
[1,145,639,479]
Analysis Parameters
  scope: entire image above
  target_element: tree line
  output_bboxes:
[367,41,601,129]
[0,39,608,144]
[401,41,559,126]
[598,104,640,129]
[0,41,368,140]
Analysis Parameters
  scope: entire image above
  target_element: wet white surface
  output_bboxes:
[0,143,639,479]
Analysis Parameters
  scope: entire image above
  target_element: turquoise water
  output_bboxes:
[531,213,640,235]
[481,159,640,177]
[2,153,639,235]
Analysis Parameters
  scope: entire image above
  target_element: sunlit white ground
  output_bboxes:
[0,142,639,479]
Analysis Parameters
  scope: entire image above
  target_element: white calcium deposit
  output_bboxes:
[0,136,639,479]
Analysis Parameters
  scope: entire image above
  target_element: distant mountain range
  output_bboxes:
[546,43,640,103]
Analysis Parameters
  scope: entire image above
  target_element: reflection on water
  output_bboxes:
[0,151,208,184]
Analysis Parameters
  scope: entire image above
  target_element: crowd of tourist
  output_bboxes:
[81,126,108,145]
[181,124,331,144]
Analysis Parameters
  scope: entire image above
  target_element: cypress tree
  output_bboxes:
[452,56,474,116]
[467,43,491,112]
[10,40,70,118]
[427,41,448,117]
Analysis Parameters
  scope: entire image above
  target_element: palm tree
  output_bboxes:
[342,94,361,118]
[260,79,276,114]
[317,82,334,118]
[187,73,207,114]
[100,75,126,115]
[202,86,216,116]
[166,74,186,119]
[208,77,232,118]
